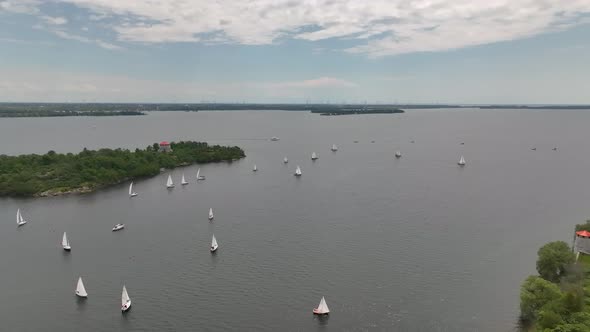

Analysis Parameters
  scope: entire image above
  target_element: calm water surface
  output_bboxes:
[1,109,589,331]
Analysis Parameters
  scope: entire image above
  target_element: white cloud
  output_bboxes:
[43,0,590,57]
[51,29,123,50]
[41,15,68,25]
[0,0,40,14]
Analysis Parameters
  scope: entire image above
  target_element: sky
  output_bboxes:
[0,0,589,104]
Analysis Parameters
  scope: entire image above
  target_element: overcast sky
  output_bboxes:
[1,0,589,104]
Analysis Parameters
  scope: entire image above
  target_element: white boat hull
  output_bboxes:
[75,291,87,298]
[130,193,138,197]
[210,245,218,252]
[197,176,206,181]
[17,221,27,226]
[122,301,131,312]
[112,224,125,231]
[181,182,189,185]
[313,308,329,315]
[63,246,71,251]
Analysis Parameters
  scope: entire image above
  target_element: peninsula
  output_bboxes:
[0,141,245,197]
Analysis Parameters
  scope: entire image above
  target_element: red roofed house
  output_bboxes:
[159,141,172,152]
[574,230,590,254]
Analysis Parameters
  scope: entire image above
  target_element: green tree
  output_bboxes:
[538,309,565,330]
[520,276,563,322]
[536,241,575,282]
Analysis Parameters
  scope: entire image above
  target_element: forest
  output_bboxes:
[0,141,245,197]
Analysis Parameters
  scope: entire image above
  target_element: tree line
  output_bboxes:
[0,141,245,197]
[519,221,590,331]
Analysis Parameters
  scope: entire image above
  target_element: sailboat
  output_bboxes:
[196,168,206,181]
[16,208,27,226]
[458,156,466,166]
[166,174,175,188]
[181,173,189,185]
[294,165,302,177]
[283,157,288,164]
[313,296,330,315]
[121,285,131,312]
[129,182,138,197]
[311,152,318,160]
[395,151,402,158]
[331,144,338,152]
[62,232,71,251]
[75,277,88,298]
[253,164,258,172]
[208,208,214,221]
[210,234,219,252]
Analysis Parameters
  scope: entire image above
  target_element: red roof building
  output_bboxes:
[160,141,170,146]
[576,230,590,238]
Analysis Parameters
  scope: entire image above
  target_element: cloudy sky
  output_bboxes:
[1,0,589,104]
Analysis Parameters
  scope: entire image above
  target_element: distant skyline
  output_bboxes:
[1,0,589,104]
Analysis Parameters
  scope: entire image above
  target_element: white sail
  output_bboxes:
[62,232,69,247]
[253,164,257,171]
[211,235,218,248]
[129,182,133,195]
[311,152,317,160]
[166,174,174,188]
[283,157,288,163]
[196,168,200,178]
[458,156,466,165]
[295,165,302,176]
[332,144,338,151]
[16,208,26,225]
[121,285,130,306]
[76,277,88,297]
[181,173,188,185]
[209,208,214,220]
[317,297,330,313]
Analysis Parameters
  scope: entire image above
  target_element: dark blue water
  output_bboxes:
[1,109,588,331]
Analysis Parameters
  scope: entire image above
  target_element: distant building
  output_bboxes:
[574,230,590,254]
[159,141,172,152]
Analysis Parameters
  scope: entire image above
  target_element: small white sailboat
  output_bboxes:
[395,151,402,158]
[311,152,318,160]
[129,182,138,197]
[208,208,214,221]
[283,157,288,164]
[294,165,302,177]
[112,223,125,231]
[313,296,330,315]
[271,136,280,141]
[331,144,338,152]
[121,285,131,312]
[166,174,175,188]
[181,173,189,185]
[75,277,88,298]
[253,164,258,172]
[62,232,71,251]
[196,168,206,181]
[458,155,466,166]
[16,208,27,226]
[210,234,219,252]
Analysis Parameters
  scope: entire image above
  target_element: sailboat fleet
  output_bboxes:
[62,232,71,251]
[13,141,475,317]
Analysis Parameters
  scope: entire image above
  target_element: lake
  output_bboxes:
[1,109,588,331]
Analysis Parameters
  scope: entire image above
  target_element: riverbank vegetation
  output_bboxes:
[0,141,245,197]
[519,222,590,331]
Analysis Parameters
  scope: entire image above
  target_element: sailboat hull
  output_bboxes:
[17,221,27,227]
[63,247,71,251]
[122,301,131,312]
[210,246,218,252]
[75,292,87,298]
[313,309,329,315]
[130,193,138,197]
